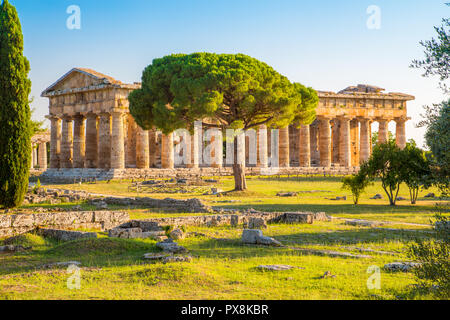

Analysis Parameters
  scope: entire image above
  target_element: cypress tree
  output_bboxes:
[0,0,32,208]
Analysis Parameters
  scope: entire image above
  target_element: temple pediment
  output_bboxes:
[41,68,125,97]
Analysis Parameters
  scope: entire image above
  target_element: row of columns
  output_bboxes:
[30,142,48,170]
[48,113,407,170]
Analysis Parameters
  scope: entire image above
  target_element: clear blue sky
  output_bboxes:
[12,0,448,148]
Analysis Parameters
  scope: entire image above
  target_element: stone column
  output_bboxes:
[38,142,47,170]
[257,125,268,168]
[110,112,125,169]
[161,133,174,169]
[30,145,34,169]
[49,117,61,169]
[279,127,290,167]
[149,129,158,168]
[33,146,38,168]
[98,113,111,169]
[350,119,360,166]
[299,124,311,167]
[378,119,389,144]
[136,125,149,169]
[126,115,137,168]
[85,113,98,168]
[310,122,320,165]
[319,118,332,167]
[359,118,371,164]
[395,118,407,149]
[72,115,85,168]
[61,116,73,168]
[188,124,200,168]
[339,117,351,168]
[211,128,223,168]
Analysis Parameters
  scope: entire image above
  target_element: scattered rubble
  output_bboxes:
[257,265,303,271]
[169,228,185,240]
[370,194,383,200]
[0,245,31,253]
[424,193,435,198]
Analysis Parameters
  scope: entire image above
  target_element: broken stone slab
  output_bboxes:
[370,194,383,200]
[257,265,299,271]
[384,262,421,272]
[37,228,98,241]
[143,253,172,260]
[321,271,337,279]
[276,192,298,197]
[156,239,188,254]
[257,236,282,247]
[345,219,385,227]
[241,229,282,247]
[396,196,407,201]
[424,193,435,198]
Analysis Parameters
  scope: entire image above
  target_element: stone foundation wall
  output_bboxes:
[121,211,329,231]
[91,197,213,213]
[40,167,360,183]
[0,211,129,239]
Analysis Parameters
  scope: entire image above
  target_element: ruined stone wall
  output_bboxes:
[0,211,129,238]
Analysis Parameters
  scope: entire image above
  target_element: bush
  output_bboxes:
[342,173,370,205]
[407,206,450,298]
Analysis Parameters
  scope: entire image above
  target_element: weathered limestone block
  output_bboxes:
[242,229,263,244]
[283,212,314,224]
[248,217,267,229]
[169,228,185,240]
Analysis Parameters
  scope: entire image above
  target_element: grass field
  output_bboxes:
[1,176,448,300]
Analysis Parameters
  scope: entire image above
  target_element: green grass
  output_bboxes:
[0,176,447,300]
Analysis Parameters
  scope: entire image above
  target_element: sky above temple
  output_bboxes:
[13,0,448,148]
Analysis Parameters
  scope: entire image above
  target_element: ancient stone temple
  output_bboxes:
[40,68,414,181]
[31,131,50,171]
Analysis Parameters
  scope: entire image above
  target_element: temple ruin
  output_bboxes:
[40,68,414,181]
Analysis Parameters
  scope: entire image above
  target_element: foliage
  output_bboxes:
[342,173,370,205]
[410,3,450,93]
[129,53,318,190]
[371,130,395,148]
[408,206,450,299]
[400,141,432,204]
[0,0,32,208]
[30,108,46,135]
[360,141,404,206]
[420,100,450,193]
